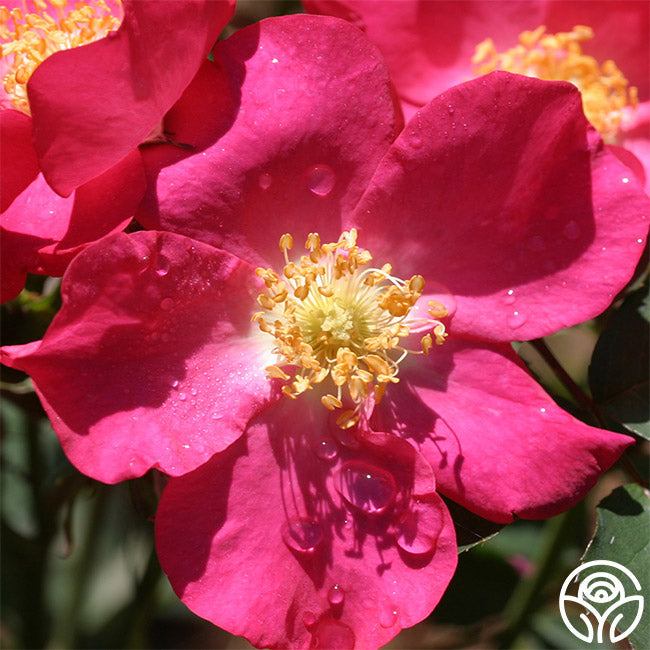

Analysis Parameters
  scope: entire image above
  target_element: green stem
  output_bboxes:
[497,508,578,648]
[530,338,604,425]
[125,545,162,649]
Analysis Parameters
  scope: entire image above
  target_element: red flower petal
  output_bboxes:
[304,0,546,106]
[351,72,650,341]
[137,14,402,267]
[28,0,235,196]
[1,231,276,482]
[371,339,633,523]
[156,397,457,648]
[0,110,39,212]
[1,150,145,302]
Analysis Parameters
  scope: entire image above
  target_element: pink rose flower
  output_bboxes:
[0,0,235,301]
[304,0,649,189]
[2,13,648,648]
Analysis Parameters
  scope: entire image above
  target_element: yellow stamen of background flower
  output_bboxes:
[0,0,122,114]
[253,230,448,424]
[472,25,637,142]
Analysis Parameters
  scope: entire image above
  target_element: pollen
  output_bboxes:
[472,25,638,142]
[0,0,122,114]
[253,230,448,424]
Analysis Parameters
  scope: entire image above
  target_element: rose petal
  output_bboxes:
[156,396,457,648]
[1,149,145,301]
[28,0,235,196]
[1,231,276,482]
[304,0,546,106]
[351,72,650,341]
[371,339,634,523]
[137,14,401,267]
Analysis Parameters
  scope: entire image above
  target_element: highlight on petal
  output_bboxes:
[351,72,650,342]
[0,231,276,483]
[137,13,402,267]
[371,339,634,523]
[156,397,457,649]
[1,149,145,302]
[27,0,235,195]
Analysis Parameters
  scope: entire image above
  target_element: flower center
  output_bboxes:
[0,0,122,114]
[472,25,638,142]
[254,230,448,428]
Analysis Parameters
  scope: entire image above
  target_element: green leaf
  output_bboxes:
[589,285,650,439]
[581,484,650,649]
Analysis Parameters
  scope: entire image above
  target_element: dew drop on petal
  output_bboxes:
[258,172,272,190]
[327,584,345,606]
[303,611,317,628]
[211,411,224,420]
[190,388,198,396]
[409,131,423,149]
[504,289,516,305]
[397,500,443,555]
[160,298,174,311]
[313,436,338,461]
[171,379,179,389]
[507,311,527,329]
[379,602,399,628]
[336,461,396,515]
[178,392,187,401]
[156,257,170,276]
[306,164,335,197]
[281,517,323,553]
[310,618,355,649]
[563,220,581,241]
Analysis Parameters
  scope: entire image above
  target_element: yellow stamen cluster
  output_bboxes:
[253,230,448,426]
[1,0,122,114]
[473,25,638,142]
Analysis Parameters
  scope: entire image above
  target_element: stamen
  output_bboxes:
[255,230,449,425]
[1,0,122,114]
[472,25,637,142]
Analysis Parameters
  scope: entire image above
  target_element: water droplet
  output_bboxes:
[178,392,187,401]
[281,517,323,553]
[447,104,454,114]
[305,164,335,197]
[397,500,443,555]
[160,297,174,311]
[379,603,399,628]
[622,177,629,183]
[211,412,223,420]
[336,461,396,515]
[313,437,338,461]
[310,618,355,649]
[507,311,527,329]
[303,611,317,628]
[258,172,272,190]
[171,379,179,389]
[563,220,581,241]
[409,131,422,149]
[271,57,279,63]
[156,256,170,276]
[190,388,198,396]
[327,584,345,606]
[504,289,515,305]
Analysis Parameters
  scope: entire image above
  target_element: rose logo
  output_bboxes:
[559,560,644,643]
